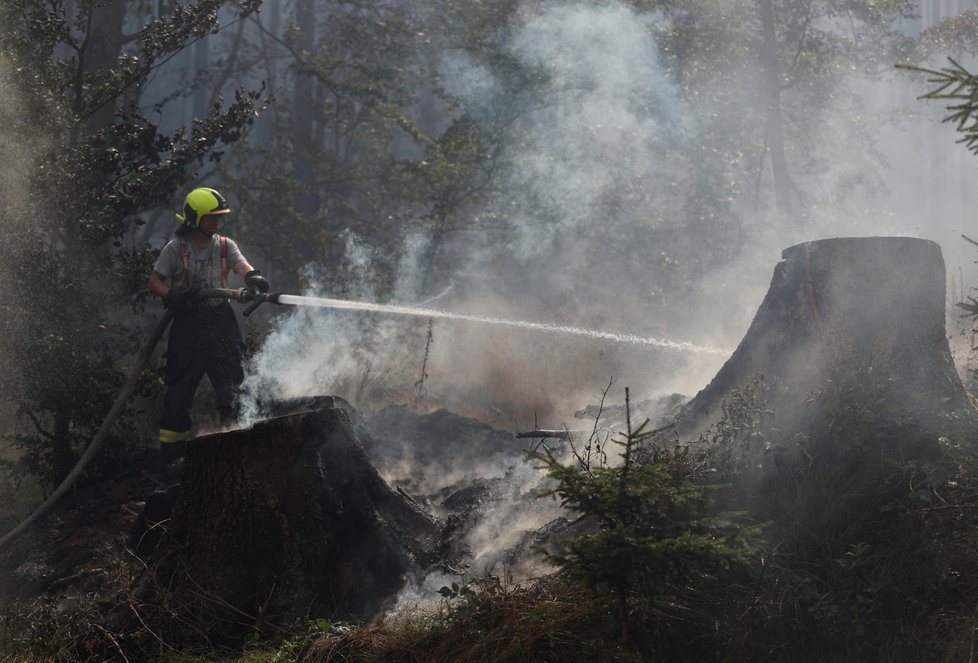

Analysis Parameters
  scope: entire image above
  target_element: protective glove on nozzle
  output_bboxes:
[245,269,270,294]
[163,288,195,312]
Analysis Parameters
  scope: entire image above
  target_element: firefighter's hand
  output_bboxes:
[245,270,270,294]
[163,289,194,312]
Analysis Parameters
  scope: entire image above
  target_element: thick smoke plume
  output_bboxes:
[240,1,732,428]
[236,1,978,601]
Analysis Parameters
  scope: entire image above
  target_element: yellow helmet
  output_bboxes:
[175,187,231,229]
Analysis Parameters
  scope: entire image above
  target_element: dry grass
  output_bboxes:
[303,576,609,663]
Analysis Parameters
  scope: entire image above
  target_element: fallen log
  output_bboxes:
[515,429,581,440]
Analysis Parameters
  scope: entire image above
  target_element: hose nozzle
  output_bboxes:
[243,292,283,317]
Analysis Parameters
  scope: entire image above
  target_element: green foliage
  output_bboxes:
[0,0,265,490]
[0,465,43,534]
[223,0,503,290]
[437,580,476,601]
[529,392,756,645]
[436,568,504,618]
[732,369,971,659]
[243,618,347,663]
[956,236,978,337]
[639,0,908,222]
[693,374,774,478]
[898,58,978,156]
[899,10,978,65]
[539,448,749,588]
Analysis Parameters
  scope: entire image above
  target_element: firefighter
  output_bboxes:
[147,187,270,464]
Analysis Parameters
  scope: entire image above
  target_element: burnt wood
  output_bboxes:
[167,403,438,632]
[677,237,978,438]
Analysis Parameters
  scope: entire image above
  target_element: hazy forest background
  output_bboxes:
[5,0,978,659]
[4,0,978,496]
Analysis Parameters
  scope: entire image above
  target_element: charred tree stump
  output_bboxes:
[672,237,978,569]
[165,402,437,634]
[677,237,978,439]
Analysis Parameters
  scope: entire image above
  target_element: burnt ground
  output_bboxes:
[0,449,169,605]
[354,394,689,584]
[0,403,545,625]
[0,392,688,638]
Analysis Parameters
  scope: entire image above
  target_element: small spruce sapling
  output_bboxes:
[529,387,756,645]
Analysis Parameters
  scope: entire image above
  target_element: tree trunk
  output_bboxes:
[292,0,319,219]
[165,400,437,633]
[81,1,127,133]
[193,36,209,120]
[757,0,793,216]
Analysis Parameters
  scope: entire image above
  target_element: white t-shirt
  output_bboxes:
[153,234,246,293]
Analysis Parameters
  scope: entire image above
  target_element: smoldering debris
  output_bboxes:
[573,392,687,431]
[357,405,568,561]
[355,388,693,603]
[357,406,524,499]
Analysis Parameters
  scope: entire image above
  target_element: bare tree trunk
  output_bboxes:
[757,0,793,216]
[292,0,319,219]
[193,36,209,119]
[208,18,249,110]
[82,1,127,133]
[253,1,282,145]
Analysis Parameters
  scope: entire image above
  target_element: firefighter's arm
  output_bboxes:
[148,270,171,297]
[233,261,255,276]
[150,270,194,311]
[235,260,270,293]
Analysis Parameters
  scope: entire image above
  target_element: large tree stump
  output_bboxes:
[677,237,978,438]
[668,237,978,570]
[166,400,438,632]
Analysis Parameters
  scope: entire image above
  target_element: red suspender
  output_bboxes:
[180,240,189,271]
[219,235,229,288]
[179,236,229,288]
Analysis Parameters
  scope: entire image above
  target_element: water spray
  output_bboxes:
[234,289,731,355]
[0,286,730,550]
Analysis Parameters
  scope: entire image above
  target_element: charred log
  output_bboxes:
[515,430,579,440]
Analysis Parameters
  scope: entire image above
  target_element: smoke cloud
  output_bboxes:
[241,0,728,428]
[235,0,978,604]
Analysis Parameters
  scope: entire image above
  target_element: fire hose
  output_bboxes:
[0,288,282,550]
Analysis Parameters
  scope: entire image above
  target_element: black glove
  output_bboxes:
[163,288,194,312]
[245,269,270,294]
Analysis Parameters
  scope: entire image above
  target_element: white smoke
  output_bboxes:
[238,0,978,614]
[498,2,684,252]
[237,231,434,426]
[385,570,457,617]
[462,457,565,576]
[240,1,714,425]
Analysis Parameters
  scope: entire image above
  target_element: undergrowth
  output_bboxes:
[0,467,42,534]
[292,378,978,663]
[304,576,607,663]
[6,377,978,662]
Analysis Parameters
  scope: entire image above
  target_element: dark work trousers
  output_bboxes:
[159,301,245,460]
